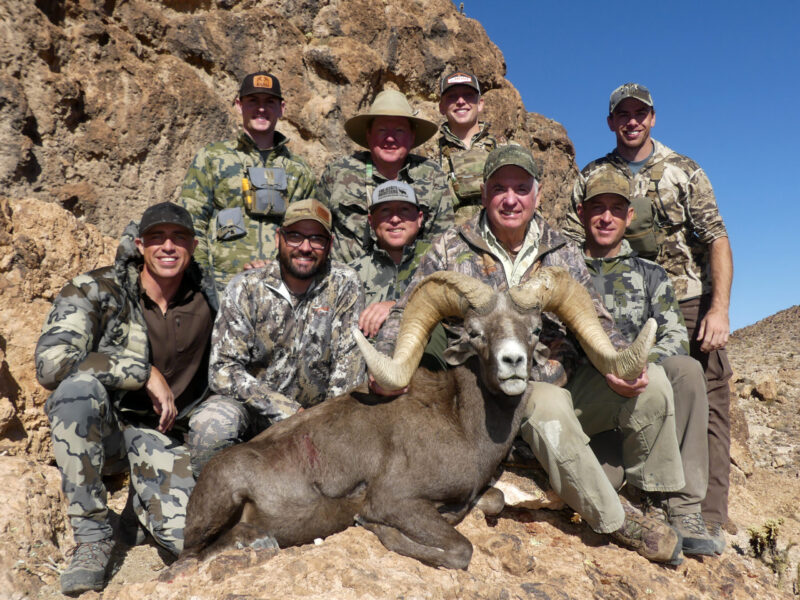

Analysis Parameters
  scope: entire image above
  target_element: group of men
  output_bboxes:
[36,69,732,595]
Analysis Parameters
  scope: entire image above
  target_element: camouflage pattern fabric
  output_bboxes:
[46,373,194,555]
[437,121,498,219]
[179,131,317,293]
[187,394,275,477]
[562,139,728,301]
[35,222,216,413]
[348,239,430,305]
[583,240,690,364]
[208,259,365,420]
[317,151,454,264]
[375,212,626,386]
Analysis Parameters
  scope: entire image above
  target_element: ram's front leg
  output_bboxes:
[358,498,473,569]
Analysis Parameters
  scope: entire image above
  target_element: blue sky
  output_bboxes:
[463,1,799,331]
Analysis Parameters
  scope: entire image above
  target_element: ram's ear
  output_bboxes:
[443,341,476,366]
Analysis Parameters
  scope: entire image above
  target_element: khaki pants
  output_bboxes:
[680,296,733,525]
[519,362,684,533]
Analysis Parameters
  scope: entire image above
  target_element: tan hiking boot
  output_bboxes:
[611,499,683,565]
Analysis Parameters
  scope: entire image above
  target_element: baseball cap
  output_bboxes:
[439,71,480,95]
[608,82,653,114]
[583,168,631,204]
[370,181,418,209]
[483,144,541,181]
[282,199,332,233]
[138,202,194,236]
[239,71,283,99]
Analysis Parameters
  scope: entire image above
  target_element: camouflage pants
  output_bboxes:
[519,362,684,533]
[45,373,194,555]
[187,395,272,478]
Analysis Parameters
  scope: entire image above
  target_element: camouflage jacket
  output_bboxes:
[348,239,430,305]
[375,212,626,386]
[209,259,365,421]
[179,131,317,294]
[562,139,728,301]
[583,240,690,364]
[317,151,454,264]
[35,222,217,416]
[437,121,498,217]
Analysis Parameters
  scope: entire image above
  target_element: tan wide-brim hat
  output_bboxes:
[344,89,438,149]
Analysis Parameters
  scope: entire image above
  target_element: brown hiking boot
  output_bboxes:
[610,499,683,565]
[60,538,115,596]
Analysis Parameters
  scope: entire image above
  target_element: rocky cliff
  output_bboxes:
[1,1,799,599]
[0,0,575,237]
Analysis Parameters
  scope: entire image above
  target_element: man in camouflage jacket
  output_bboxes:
[578,167,716,556]
[375,145,685,565]
[436,70,501,222]
[179,72,316,294]
[188,200,365,476]
[562,82,733,551]
[317,89,454,264]
[35,203,216,595]
[348,180,430,338]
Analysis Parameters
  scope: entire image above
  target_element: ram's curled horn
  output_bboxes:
[354,272,494,390]
[510,266,655,380]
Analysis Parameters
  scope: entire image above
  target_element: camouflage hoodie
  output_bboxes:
[35,222,217,416]
[375,212,625,386]
[583,239,690,365]
[563,139,728,301]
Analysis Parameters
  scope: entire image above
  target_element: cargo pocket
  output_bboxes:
[216,206,247,241]
[245,167,288,217]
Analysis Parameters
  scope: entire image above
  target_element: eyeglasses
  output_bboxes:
[280,230,330,250]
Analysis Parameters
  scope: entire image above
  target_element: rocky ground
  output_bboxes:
[2,196,799,600]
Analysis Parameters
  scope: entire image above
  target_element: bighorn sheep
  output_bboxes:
[180,267,654,569]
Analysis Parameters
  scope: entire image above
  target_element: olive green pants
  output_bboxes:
[519,362,684,533]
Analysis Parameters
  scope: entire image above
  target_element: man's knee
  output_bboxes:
[662,355,706,390]
[520,383,588,459]
[46,374,109,422]
[187,396,250,477]
[621,364,674,429]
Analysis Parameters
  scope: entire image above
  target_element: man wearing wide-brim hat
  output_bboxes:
[318,89,455,264]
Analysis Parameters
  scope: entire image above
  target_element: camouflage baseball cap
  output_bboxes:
[139,202,194,236]
[239,71,283,99]
[609,82,653,114]
[483,144,541,181]
[583,168,631,204]
[439,70,480,95]
[370,181,418,209]
[282,199,332,233]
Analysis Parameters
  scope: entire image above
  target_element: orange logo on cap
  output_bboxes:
[314,204,331,223]
[253,75,273,89]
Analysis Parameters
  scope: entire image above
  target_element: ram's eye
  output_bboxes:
[467,327,484,343]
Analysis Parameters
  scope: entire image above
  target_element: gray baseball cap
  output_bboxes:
[483,144,541,181]
[609,82,653,114]
[370,181,418,209]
